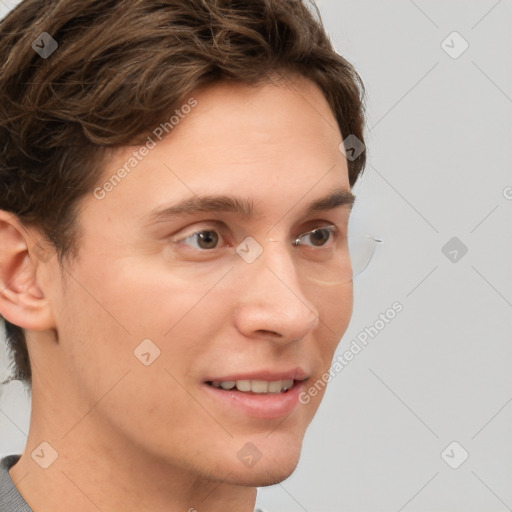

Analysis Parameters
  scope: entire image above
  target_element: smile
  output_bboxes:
[202,369,310,419]
[206,379,295,394]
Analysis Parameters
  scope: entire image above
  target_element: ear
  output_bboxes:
[0,211,55,331]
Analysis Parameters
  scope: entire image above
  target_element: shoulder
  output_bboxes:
[0,455,33,511]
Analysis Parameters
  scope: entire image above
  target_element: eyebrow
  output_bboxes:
[144,188,355,225]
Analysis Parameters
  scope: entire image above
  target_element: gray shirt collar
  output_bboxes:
[0,455,33,511]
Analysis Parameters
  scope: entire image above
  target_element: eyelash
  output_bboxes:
[173,223,339,252]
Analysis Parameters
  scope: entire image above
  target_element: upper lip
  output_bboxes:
[204,367,309,383]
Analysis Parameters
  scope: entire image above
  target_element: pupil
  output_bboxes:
[198,231,218,249]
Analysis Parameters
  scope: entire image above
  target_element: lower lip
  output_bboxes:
[202,381,305,419]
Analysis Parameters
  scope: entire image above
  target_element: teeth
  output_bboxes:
[281,379,294,391]
[210,379,295,394]
[267,380,282,393]
[251,380,268,393]
[236,380,252,392]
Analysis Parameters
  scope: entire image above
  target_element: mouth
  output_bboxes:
[202,369,309,419]
[206,378,297,394]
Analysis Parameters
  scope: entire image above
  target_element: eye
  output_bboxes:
[294,225,337,248]
[180,229,223,250]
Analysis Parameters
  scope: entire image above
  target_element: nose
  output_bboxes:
[232,243,320,343]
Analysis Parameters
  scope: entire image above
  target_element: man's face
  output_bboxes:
[38,76,353,486]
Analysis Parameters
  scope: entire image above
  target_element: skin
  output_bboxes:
[0,75,354,512]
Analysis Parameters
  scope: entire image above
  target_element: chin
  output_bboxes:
[219,435,304,487]
[254,459,300,487]
[225,455,301,487]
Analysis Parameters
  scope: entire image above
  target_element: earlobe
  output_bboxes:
[0,211,55,331]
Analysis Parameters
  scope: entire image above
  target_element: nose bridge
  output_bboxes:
[262,243,305,298]
[233,239,320,339]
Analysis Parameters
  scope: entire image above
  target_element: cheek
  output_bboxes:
[324,280,353,321]
[312,278,353,338]
[309,280,353,379]
[50,258,225,409]
[64,254,226,337]
[53,265,230,444]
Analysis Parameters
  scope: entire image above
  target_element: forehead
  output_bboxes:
[175,76,341,154]
[88,77,349,226]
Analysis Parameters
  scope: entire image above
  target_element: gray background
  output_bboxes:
[1,1,511,511]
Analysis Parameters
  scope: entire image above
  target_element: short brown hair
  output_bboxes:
[0,0,366,383]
